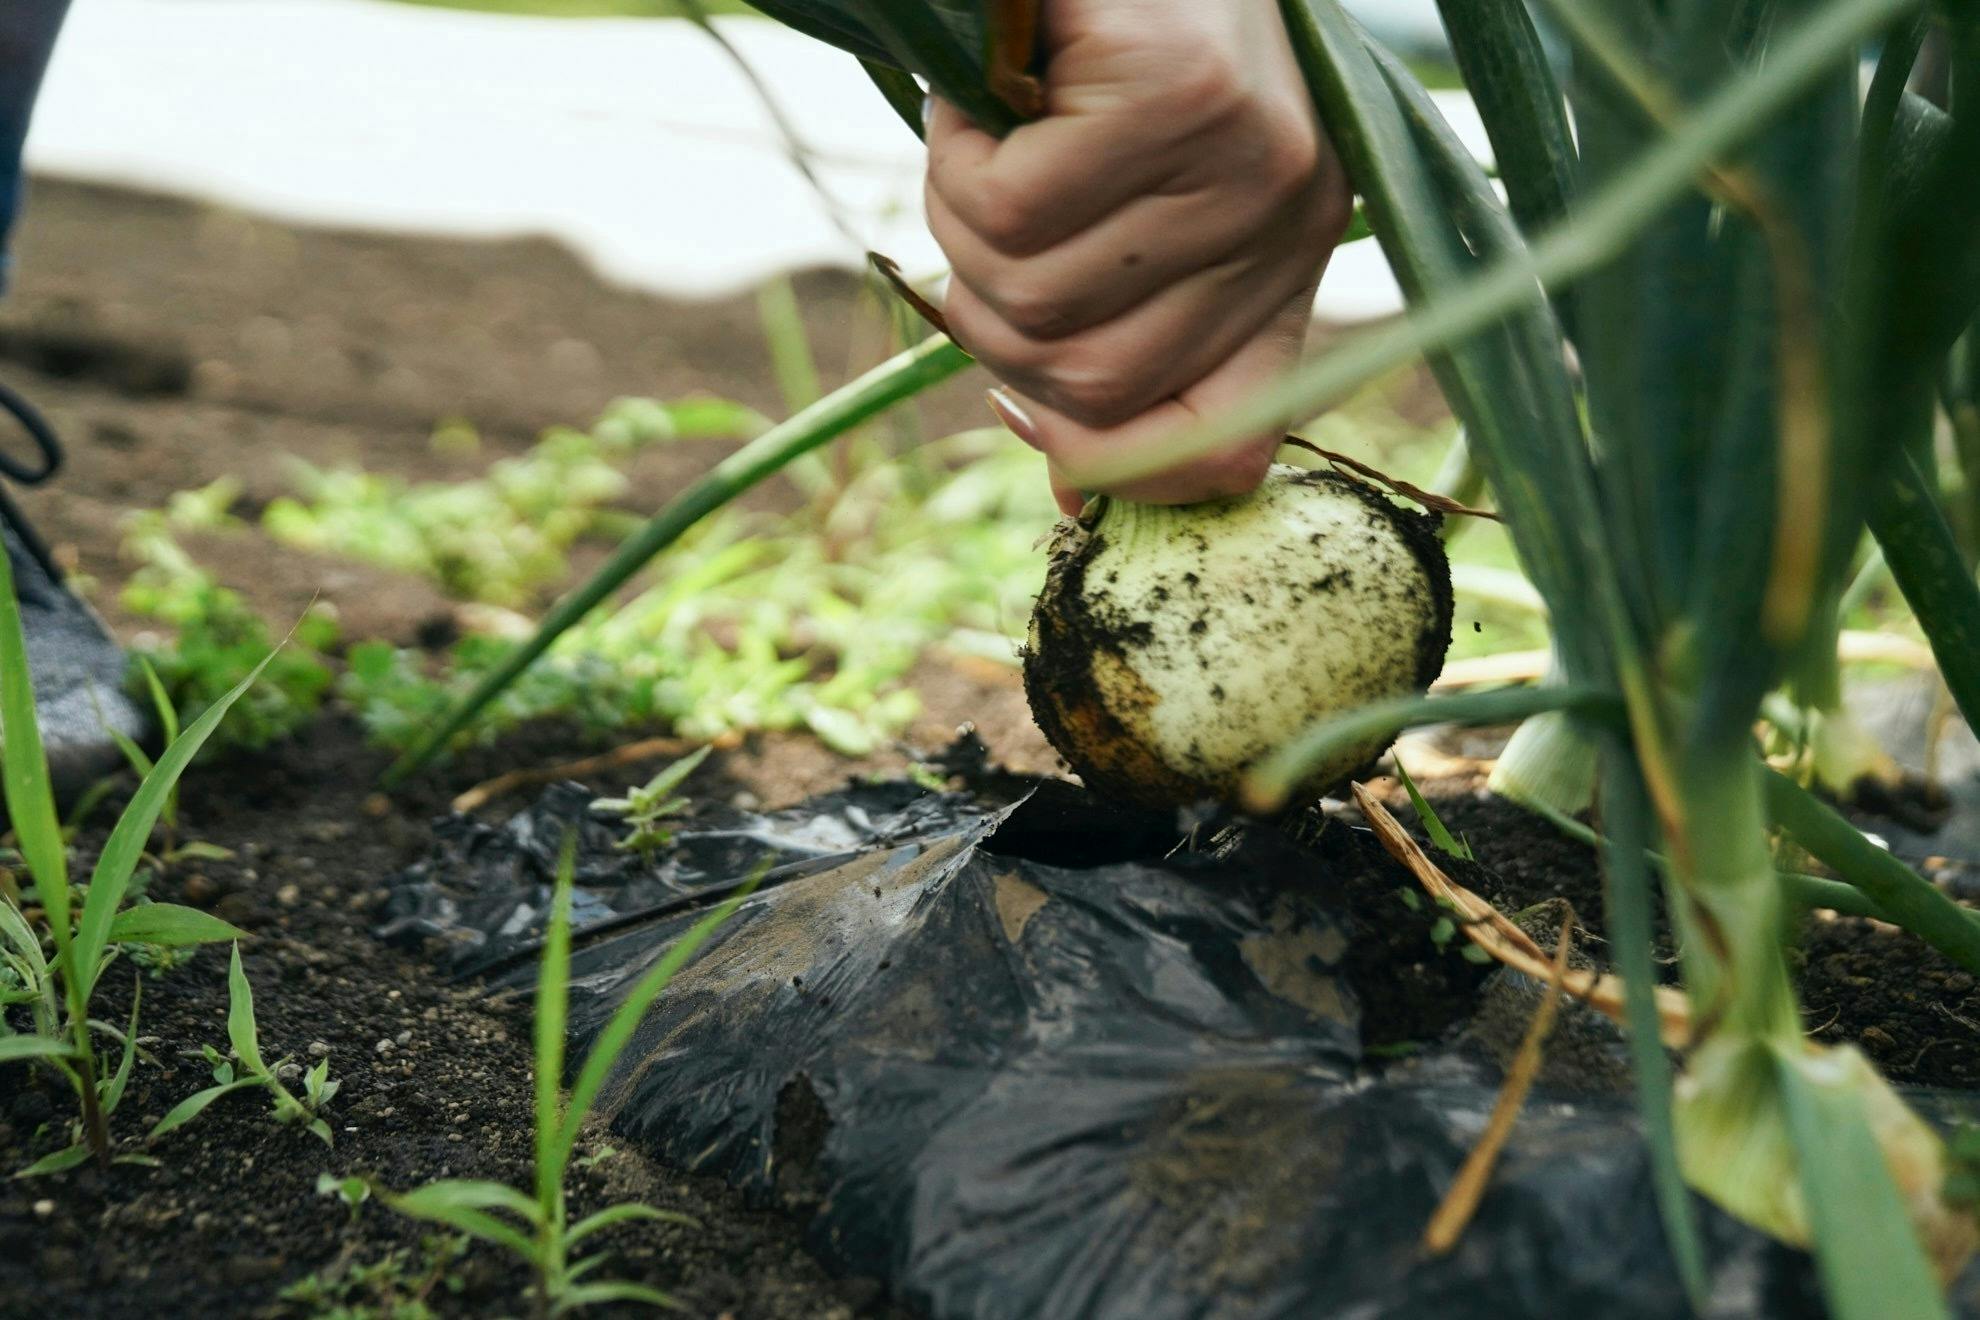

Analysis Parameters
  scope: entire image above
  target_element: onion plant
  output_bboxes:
[1067,0,1980,1309]
[0,545,269,1173]
[380,842,755,1316]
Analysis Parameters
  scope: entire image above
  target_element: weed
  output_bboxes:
[122,507,337,748]
[1393,759,1473,862]
[590,745,711,858]
[382,840,757,1314]
[152,944,340,1147]
[318,1169,372,1222]
[0,547,272,1173]
[278,1231,470,1320]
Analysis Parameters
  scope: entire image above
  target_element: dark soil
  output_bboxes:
[0,718,919,1320]
[1348,772,1980,1093]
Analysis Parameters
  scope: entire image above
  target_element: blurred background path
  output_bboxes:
[25,0,1482,321]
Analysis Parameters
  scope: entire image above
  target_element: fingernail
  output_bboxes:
[986,388,1039,449]
[921,95,935,129]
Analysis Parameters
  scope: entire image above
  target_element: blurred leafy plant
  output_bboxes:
[121,503,337,749]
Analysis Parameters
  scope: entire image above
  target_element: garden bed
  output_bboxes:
[5,714,1977,1317]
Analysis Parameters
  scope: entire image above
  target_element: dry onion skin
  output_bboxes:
[1023,464,1454,810]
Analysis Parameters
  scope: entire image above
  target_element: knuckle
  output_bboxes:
[1043,361,1142,427]
[945,293,1046,382]
[970,184,1050,254]
[1311,178,1355,246]
[1257,112,1322,199]
[1164,54,1246,127]
[994,281,1073,339]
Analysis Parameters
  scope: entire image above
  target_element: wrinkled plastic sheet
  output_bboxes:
[381,771,1980,1319]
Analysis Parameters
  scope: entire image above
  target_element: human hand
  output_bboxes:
[925,0,1350,513]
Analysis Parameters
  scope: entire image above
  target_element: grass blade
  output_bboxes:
[536,837,576,1209]
[1596,738,1709,1309]
[553,872,762,1173]
[386,1185,541,1258]
[384,336,973,785]
[0,1034,74,1063]
[148,1077,262,1140]
[391,1178,544,1224]
[74,645,280,995]
[224,943,268,1077]
[138,657,178,744]
[1076,0,1922,492]
[556,1280,682,1311]
[0,901,47,974]
[1763,769,1980,975]
[102,977,141,1114]
[1243,684,1615,812]
[14,1143,91,1178]
[1393,759,1471,860]
[107,904,249,949]
[0,545,70,946]
[566,1202,696,1245]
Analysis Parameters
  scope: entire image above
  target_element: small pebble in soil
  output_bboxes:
[375,1038,395,1054]
[276,883,300,906]
[31,1200,53,1218]
[308,1040,330,1057]
[275,1062,302,1082]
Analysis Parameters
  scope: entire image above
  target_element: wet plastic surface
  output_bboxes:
[383,770,1980,1319]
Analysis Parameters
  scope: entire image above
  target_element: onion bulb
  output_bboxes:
[1023,464,1453,810]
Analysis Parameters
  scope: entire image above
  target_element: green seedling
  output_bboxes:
[382,839,757,1315]
[0,547,271,1174]
[589,745,711,859]
[279,1231,470,1320]
[152,944,339,1147]
[319,1169,373,1222]
[1393,758,1473,862]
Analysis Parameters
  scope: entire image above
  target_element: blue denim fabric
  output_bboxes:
[0,0,71,296]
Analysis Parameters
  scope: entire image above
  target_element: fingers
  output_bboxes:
[989,293,1316,506]
[925,98,1179,257]
[945,220,1323,428]
[925,183,1263,343]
